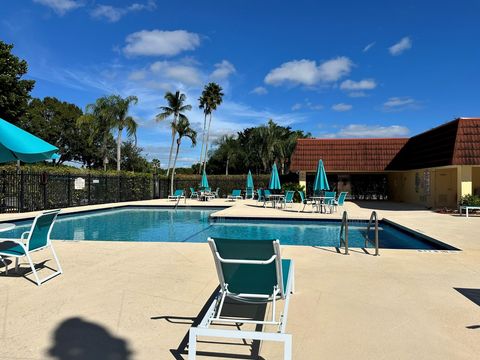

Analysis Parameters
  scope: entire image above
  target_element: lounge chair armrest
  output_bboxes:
[215,252,277,265]
[21,231,30,240]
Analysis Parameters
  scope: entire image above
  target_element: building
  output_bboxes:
[290,118,480,208]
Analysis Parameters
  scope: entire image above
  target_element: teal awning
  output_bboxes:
[313,159,329,192]
[0,118,58,163]
[201,169,209,188]
[246,170,254,189]
[268,163,281,190]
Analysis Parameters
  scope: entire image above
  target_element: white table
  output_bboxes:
[266,194,285,208]
[310,196,335,213]
[0,223,16,272]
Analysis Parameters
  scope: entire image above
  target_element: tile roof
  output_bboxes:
[290,138,408,172]
[290,118,480,173]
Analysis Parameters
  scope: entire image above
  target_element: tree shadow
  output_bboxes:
[47,317,132,360]
[151,287,266,359]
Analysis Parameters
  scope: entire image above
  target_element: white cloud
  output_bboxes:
[389,37,412,56]
[382,96,420,111]
[322,124,409,138]
[150,61,203,86]
[123,30,201,56]
[33,0,83,15]
[210,60,236,80]
[291,100,323,111]
[363,42,376,52]
[264,57,353,86]
[332,103,352,112]
[91,1,156,22]
[251,86,268,95]
[128,70,147,81]
[348,91,368,98]
[340,78,376,91]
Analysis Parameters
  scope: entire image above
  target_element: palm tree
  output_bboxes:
[108,95,138,171]
[170,117,197,195]
[215,135,239,175]
[156,91,192,176]
[198,93,209,173]
[199,83,224,173]
[78,96,116,171]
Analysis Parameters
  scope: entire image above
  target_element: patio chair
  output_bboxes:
[168,189,185,201]
[213,187,220,198]
[256,189,265,203]
[324,191,336,213]
[245,187,255,199]
[333,192,348,212]
[227,189,243,201]
[263,189,273,207]
[0,210,62,286]
[282,191,295,209]
[188,237,294,360]
[297,191,314,212]
[190,187,199,199]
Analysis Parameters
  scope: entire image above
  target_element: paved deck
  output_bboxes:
[0,200,479,359]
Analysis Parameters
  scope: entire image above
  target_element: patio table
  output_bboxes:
[267,194,285,208]
[199,192,215,201]
[310,196,335,213]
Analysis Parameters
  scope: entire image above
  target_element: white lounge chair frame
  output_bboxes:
[188,238,295,359]
[0,210,63,286]
[227,190,243,201]
[168,190,186,201]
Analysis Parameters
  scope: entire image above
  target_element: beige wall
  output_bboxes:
[472,167,480,196]
[388,167,458,208]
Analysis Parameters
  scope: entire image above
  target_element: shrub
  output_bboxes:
[282,182,305,202]
[459,194,480,206]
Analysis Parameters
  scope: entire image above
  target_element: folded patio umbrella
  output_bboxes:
[268,163,281,190]
[201,169,209,189]
[246,170,254,189]
[0,118,59,163]
[313,159,330,192]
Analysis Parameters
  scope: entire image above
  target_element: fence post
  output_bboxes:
[19,170,24,213]
[67,174,72,207]
[42,172,47,210]
[87,173,91,205]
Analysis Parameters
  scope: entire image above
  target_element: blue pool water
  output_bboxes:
[0,207,451,250]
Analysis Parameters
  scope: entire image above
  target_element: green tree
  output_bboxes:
[156,91,192,177]
[170,118,197,195]
[199,83,224,173]
[121,140,149,172]
[214,134,240,175]
[108,95,138,171]
[0,41,35,123]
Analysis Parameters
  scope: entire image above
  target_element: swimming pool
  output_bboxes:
[0,207,454,250]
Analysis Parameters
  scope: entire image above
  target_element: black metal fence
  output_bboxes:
[0,170,153,213]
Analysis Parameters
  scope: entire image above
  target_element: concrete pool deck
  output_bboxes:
[0,199,479,359]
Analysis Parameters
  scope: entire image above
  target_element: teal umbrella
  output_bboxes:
[246,170,254,189]
[0,118,58,163]
[200,169,209,189]
[313,159,330,192]
[268,163,281,190]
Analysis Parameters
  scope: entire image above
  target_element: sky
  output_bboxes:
[2,0,480,167]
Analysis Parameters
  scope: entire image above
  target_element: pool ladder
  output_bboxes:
[339,211,349,255]
[365,211,380,256]
[174,189,186,209]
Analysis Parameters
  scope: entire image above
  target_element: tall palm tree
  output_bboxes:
[78,96,116,171]
[170,117,197,195]
[108,95,138,171]
[156,91,192,176]
[198,93,209,173]
[215,134,239,175]
[200,83,224,173]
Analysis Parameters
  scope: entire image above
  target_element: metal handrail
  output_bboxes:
[174,189,186,209]
[365,211,379,256]
[339,210,349,255]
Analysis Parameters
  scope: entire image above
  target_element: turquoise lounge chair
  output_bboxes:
[263,189,272,207]
[189,187,199,199]
[282,190,295,209]
[227,189,242,201]
[245,187,255,199]
[297,191,314,212]
[334,192,348,212]
[168,189,185,201]
[256,188,265,203]
[0,210,62,286]
[324,191,336,213]
[188,237,295,359]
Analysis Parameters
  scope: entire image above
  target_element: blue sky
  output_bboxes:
[2,0,480,167]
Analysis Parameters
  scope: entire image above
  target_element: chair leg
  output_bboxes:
[15,257,19,273]
[25,254,41,286]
